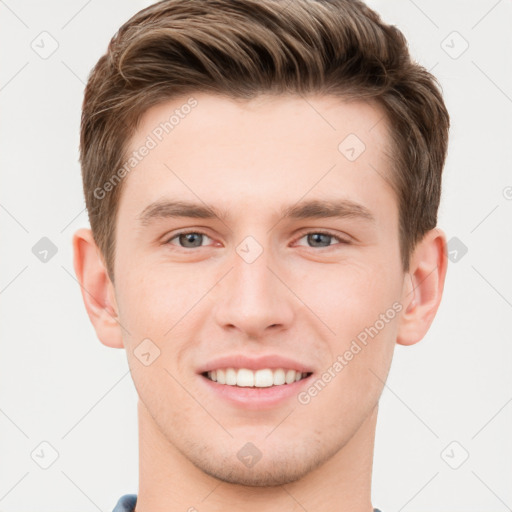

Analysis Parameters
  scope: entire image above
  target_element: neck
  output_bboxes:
[135,401,378,512]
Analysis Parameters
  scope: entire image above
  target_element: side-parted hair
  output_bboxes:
[80,0,449,280]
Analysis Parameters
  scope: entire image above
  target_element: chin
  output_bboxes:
[197,459,314,487]
[184,439,329,487]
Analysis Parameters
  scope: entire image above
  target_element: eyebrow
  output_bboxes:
[137,198,375,226]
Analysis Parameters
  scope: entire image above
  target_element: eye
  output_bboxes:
[166,231,213,248]
[295,231,349,248]
[164,230,350,250]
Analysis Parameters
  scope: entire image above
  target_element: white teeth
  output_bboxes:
[205,368,309,387]
[254,369,273,387]
[285,369,296,384]
[237,368,254,387]
[225,368,237,385]
[273,368,286,385]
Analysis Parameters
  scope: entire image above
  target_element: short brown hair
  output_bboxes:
[80,0,449,280]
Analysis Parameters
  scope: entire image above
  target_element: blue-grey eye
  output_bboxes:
[168,231,211,248]
[296,232,346,248]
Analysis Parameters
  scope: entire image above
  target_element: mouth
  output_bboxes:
[201,368,313,388]
[199,367,314,410]
[196,354,315,409]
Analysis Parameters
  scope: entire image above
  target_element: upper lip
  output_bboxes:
[197,354,315,374]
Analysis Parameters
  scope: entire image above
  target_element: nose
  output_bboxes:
[212,242,295,339]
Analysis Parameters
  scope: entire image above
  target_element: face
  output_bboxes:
[112,93,406,486]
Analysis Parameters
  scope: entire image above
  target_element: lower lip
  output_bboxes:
[199,374,313,410]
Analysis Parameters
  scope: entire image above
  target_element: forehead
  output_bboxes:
[118,92,395,220]
[130,92,390,150]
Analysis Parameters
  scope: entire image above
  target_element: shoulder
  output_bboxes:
[112,494,137,512]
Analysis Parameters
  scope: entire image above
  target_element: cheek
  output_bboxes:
[299,272,399,422]
[116,264,194,337]
[294,259,401,331]
[115,268,196,407]
[292,260,401,389]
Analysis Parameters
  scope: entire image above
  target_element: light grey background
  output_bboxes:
[1,1,511,511]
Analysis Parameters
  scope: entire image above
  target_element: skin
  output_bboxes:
[73,93,447,512]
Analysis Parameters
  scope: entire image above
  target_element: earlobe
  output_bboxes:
[72,228,124,349]
[396,228,448,346]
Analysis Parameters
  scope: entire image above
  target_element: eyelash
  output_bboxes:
[165,229,350,249]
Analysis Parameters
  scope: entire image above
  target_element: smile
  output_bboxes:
[203,368,312,388]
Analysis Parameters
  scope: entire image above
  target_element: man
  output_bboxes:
[73,1,450,511]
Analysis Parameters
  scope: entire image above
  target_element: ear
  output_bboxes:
[72,228,124,349]
[396,228,448,346]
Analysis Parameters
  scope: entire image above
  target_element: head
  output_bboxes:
[74,0,449,487]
